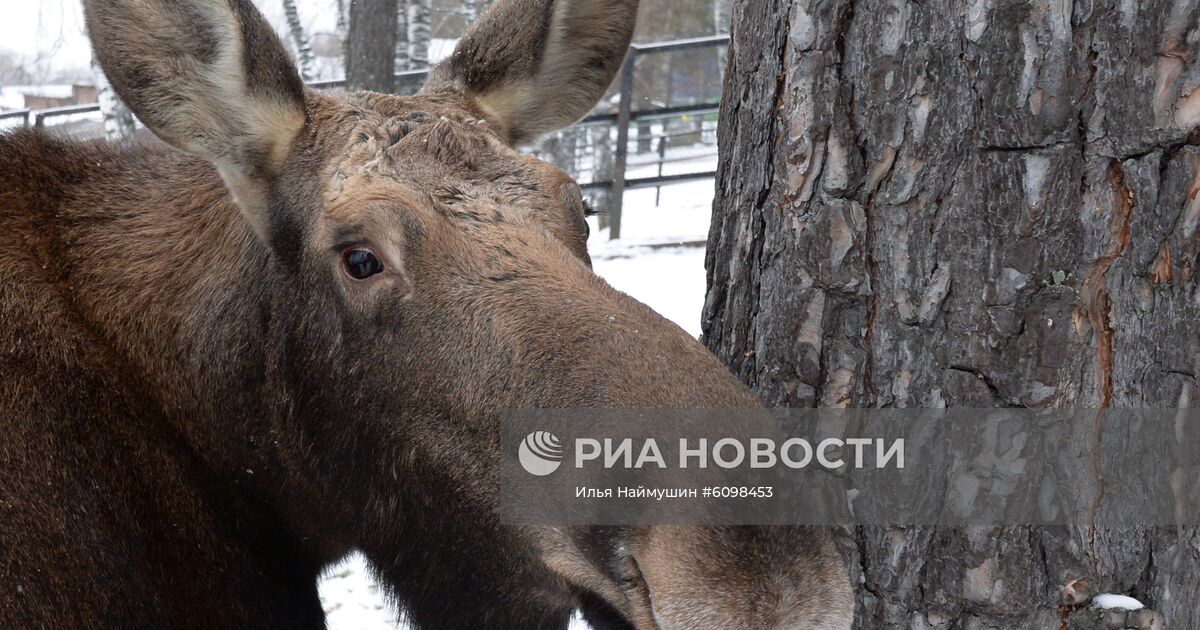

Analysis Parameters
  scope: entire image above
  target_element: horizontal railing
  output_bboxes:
[33,103,103,127]
[0,108,31,126]
[305,67,430,91]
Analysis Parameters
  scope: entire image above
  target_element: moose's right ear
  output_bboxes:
[83,0,308,241]
[426,0,639,146]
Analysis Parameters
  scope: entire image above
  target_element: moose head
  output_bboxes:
[76,0,854,627]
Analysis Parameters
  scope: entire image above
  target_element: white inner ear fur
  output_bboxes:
[473,78,537,144]
[216,165,273,241]
[180,1,306,238]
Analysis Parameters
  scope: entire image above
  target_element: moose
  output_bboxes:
[0,0,853,628]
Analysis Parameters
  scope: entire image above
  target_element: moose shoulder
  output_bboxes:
[0,0,853,628]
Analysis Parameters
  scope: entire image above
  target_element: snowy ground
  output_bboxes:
[587,182,715,338]
[317,180,715,629]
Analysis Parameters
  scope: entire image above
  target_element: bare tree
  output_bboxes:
[91,57,136,141]
[345,0,398,93]
[395,0,411,71]
[713,0,730,94]
[461,0,478,22]
[705,0,1200,628]
[712,0,730,35]
[407,0,432,69]
[281,0,316,81]
[336,0,349,57]
[0,50,31,85]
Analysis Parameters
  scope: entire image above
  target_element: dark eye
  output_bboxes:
[342,248,385,280]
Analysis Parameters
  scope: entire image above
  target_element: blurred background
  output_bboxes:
[0,1,732,627]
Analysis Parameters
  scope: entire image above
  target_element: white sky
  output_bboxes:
[2,1,89,75]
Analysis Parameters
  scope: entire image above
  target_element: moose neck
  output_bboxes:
[59,143,289,502]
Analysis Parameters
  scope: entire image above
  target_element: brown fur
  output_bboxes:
[0,1,852,628]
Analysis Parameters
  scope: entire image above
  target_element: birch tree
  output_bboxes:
[336,0,349,57]
[466,0,494,21]
[407,0,432,69]
[282,0,316,81]
[713,0,730,80]
[90,57,136,141]
[461,0,478,22]
[395,0,410,71]
[280,0,316,81]
[713,0,730,35]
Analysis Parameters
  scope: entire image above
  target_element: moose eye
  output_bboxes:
[342,248,385,280]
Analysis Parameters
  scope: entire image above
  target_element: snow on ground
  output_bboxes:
[590,179,715,247]
[587,180,715,337]
[319,556,401,629]
[319,556,593,630]
[318,179,715,629]
[1091,593,1146,611]
[591,247,708,337]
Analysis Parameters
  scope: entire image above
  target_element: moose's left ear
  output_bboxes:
[84,0,308,241]
[425,0,639,146]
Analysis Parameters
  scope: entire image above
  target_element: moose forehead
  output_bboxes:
[319,92,578,224]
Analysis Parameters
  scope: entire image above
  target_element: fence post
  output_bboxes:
[609,50,636,240]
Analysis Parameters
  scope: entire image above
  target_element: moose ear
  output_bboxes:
[84,0,308,240]
[426,0,639,146]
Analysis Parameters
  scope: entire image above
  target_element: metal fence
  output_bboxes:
[0,36,728,240]
[579,35,725,239]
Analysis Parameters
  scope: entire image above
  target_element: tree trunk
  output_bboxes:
[336,0,349,60]
[713,0,730,35]
[395,0,411,71]
[540,127,580,180]
[408,0,432,69]
[714,0,730,77]
[704,0,1200,627]
[282,0,316,81]
[91,58,136,141]
[346,0,398,93]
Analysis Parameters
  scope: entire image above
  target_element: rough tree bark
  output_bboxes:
[704,0,1200,627]
[346,0,398,93]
